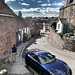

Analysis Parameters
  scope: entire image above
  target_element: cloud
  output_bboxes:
[32,0,35,1]
[38,1,42,3]
[5,0,15,3]
[21,8,41,13]
[17,0,24,1]
[19,2,30,6]
[41,3,51,6]
[11,7,59,17]
[47,0,50,3]
[52,1,64,6]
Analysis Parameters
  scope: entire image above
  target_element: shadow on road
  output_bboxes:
[26,35,45,49]
[22,35,45,58]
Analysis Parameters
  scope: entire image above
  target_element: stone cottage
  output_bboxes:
[16,11,29,44]
[25,20,35,37]
[59,0,75,27]
[25,20,43,37]
[0,0,17,61]
[49,0,75,52]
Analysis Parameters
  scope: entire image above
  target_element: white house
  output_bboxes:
[56,18,68,34]
[41,22,50,33]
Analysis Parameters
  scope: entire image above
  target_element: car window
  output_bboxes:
[30,54,39,62]
[38,53,56,64]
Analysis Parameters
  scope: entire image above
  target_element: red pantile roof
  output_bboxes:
[37,23,43,29]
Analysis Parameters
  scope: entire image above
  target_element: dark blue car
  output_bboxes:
[25,48,72,75]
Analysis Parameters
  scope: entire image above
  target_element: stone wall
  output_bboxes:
[63,36,75,52]
[49,28,64,49]
[49,28,75,52]
[0,16,17,58]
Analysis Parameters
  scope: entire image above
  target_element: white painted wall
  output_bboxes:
[42,22,46,33]
[18,26,31,42]
[27,27,31,35]
[56,20,63,33]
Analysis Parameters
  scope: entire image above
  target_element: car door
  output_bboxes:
[27,54,34,68]
[29,54,43,74]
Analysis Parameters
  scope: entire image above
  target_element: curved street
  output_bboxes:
[27,34,75,75]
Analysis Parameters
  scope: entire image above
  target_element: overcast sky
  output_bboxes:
[6,0,64,17]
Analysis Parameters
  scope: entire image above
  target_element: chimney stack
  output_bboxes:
[18,11,22,17]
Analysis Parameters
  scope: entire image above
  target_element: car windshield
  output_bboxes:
[38,53,56,64]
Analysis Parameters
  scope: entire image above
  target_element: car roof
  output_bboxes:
[27,48,40,53]
[34,51,49,56]
[27,48,49,56]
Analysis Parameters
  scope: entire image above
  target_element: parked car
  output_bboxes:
[25,48,72,75]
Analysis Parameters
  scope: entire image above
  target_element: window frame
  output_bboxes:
[70,8,74,18]
[30,54,40,62]
[58,24,60,29]
[65,10,68,18]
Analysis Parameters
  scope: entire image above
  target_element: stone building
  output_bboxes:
[59,0,75,27]
[0,0,17,59]
[49,0,75,52]
[25,20,35,37]
[16,11,29,44]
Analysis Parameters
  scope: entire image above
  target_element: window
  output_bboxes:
[38,53,56,64]
[65,10,68,18]
[61,11,64,17]
[58,24,60,29]
[30,54,39,62]
[71,9,74,17]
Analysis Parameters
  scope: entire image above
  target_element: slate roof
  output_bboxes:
[60,6,64,10]
[25,20,43,30]
[60,1,75,10]
[25,20,35,29]
[0,0,16,16]
[17,16,27,29]
[59,18,68,24]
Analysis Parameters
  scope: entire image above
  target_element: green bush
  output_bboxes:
[64,32,73,37]
[68,23,75,32]
[51,26,55,30]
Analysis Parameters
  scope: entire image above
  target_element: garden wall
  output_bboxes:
[49,28,75,52]
[49,28,64,49]
[63,36,75,52]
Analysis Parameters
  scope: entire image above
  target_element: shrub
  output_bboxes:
[64,32,73,37]
[68,23,75,32]
[51,26,55,30]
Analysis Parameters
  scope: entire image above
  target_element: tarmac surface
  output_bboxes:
[27,34,75,75]
[0,33,75,75]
